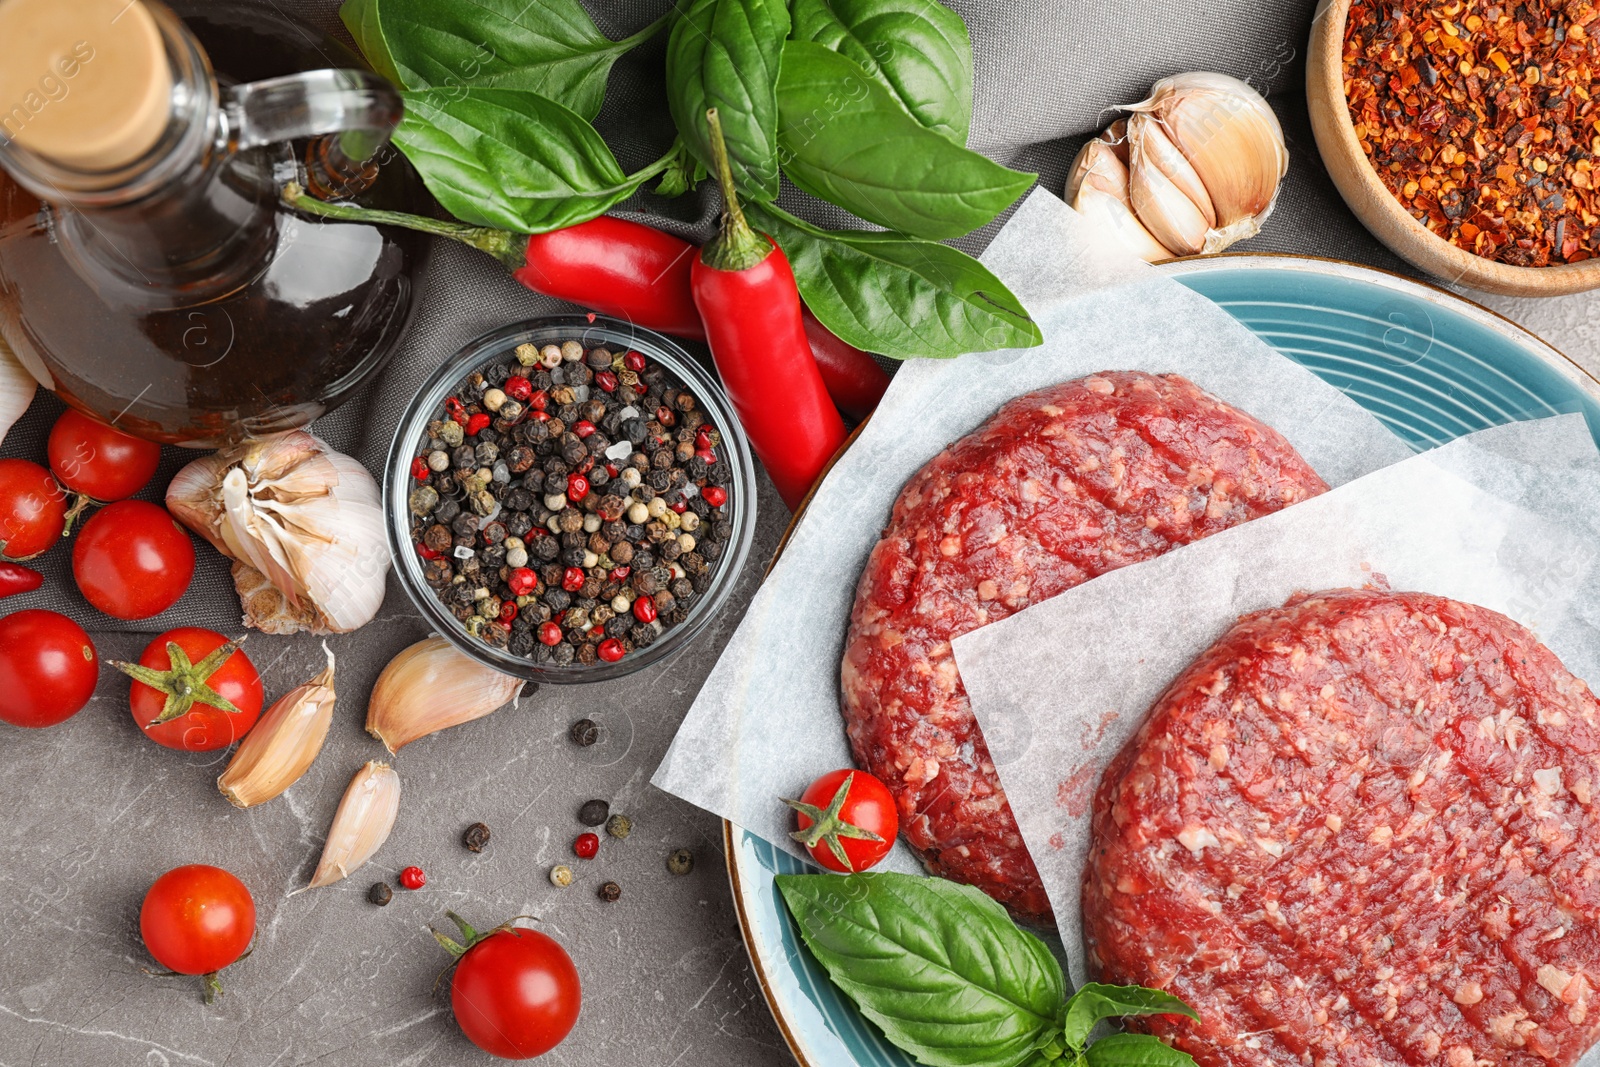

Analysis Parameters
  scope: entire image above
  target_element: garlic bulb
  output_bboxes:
[1067,73,1288,261]
[218,644,337,808]
[308,761,400,888]
[366,636,525,753]
[166,431,389,635]
[0,333,37,446]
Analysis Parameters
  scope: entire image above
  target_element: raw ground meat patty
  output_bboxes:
[841,370,1328,924]
[1085,588,1600,1067]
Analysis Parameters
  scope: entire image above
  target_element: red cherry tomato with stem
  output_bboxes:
[114,628,262,751]
[72,500,194,619]
[436,912,581,1059]
[0,609,98,728]
[47,409,161,532]
[140,864,256,1002]
[784,769,898,873]
[0,459,66,560]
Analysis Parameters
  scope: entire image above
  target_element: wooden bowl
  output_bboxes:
[1306,0,1600,296]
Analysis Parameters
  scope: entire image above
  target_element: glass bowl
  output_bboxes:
[385,315,758,683]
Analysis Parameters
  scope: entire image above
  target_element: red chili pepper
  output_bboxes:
[0,562,43,598]
[800,308,889,421]
[466,412,491,436]
[691,111,846,512]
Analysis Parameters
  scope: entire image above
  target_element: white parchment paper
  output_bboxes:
[652,188,1411,863]
[954,413,1600,985]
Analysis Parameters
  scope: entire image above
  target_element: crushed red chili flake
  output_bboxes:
[1343,0,1600,265]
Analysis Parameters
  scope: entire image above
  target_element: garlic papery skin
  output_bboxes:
[166,431,389,635]
[1127,114,1216,229]
[1127,72,1288,241]
[1129,127,1211,257]
[218,644,337,808]
[366,636,525,754]
[309,761,399,888]
[0,334,37,447]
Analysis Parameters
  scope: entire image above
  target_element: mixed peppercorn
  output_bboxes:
[409,340,734,665]
[1344,0,1600,265]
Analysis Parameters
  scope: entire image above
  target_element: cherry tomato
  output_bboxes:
[0,459,65,560]
[451,926,580,1059]
[140,865,255,1000]
[116,628,262,751]
[784,769,898,873]
[72,500,194,619]
[0,609,97,728]
[47,409,161,503]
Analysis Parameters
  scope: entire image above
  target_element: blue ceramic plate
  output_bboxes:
[724,254,1600,1067]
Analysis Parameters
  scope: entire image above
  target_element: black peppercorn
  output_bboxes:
[368,882,393,906]
[463,822,492,852]
[666,848,694,876]
[552,642,575,665]
[578,799,610,826]
[597,881,621,903]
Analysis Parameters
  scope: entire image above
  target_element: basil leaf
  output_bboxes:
[789,0,973,144]
[1084,1034,1197,1067]
[1062,985,1199,1050]
[747,203,1041,359]
[776,42,1034,239]
[395,88,644,233]
[776,872,1064,1067]
[341,0,660,121]
[665,0,790,202]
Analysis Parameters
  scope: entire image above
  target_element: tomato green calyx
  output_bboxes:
[142,948,253,1005]
[783,772,886,871]
[430,910,539,959]
[114,638,246,725]
[700,108,771,274]
[281,182,526,270]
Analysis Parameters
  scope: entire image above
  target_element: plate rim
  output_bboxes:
[722,251,1600,1067]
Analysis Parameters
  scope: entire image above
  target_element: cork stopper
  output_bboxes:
[0,0,173,170]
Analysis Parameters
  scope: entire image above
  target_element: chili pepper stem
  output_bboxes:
[700,109,771,273]
[281,183,526,269]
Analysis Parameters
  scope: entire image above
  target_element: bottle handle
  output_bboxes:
[224,68,403,165]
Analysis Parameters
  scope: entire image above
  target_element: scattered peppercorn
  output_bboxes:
[549,864,574,888]
[462,822,492,853]
[574,832,600,859]
[605,813,632,840]
[578,799,610,826]
[667,848,694,876]
[569,717,600,746]
[368,882,393,906]
[597,880,622,903]
[399,866,427,890]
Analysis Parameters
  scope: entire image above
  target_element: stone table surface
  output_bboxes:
[0,471,797,1067]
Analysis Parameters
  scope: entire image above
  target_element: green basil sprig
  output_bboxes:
[789,0,974,144]
[395,88,666,233]
[776,872,1200,1067]
[747,202,1040,359]
[341,0,662,122]
[665,0,791,203]
[776,42,1034,240]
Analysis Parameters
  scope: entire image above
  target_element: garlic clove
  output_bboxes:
[1127,113,1216,229]
[0,335,37,448]
[1129,130,1211,257]
[218,643,337,808]
[365,636,525,754]
[309,761,400,888]
[1066,139,1132,204]
[166,431,389,635]
[1127,72,1288,231]
[1071,184,1174,264]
